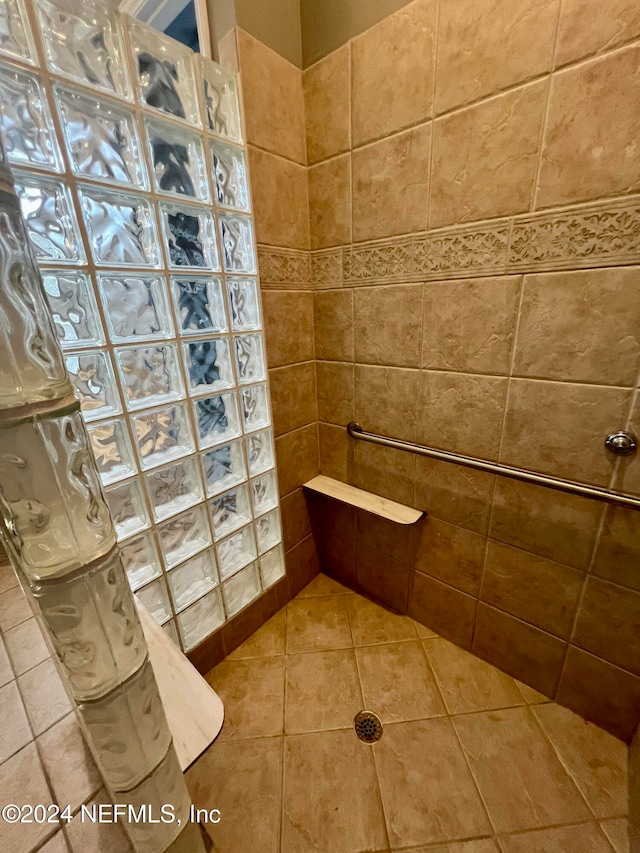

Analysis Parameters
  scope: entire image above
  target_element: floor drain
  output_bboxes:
[354,710,383,743]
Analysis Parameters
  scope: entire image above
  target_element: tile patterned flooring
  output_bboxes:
[186,574,630,853]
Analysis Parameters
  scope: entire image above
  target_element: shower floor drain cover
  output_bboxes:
[354,710,383,743]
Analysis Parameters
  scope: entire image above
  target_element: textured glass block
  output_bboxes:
[255,509,281,556]
[129,19,199,125]
[168,550,218,612]
[0,409,116,579]
[210,139,249,211]
[55,85,146,187]
[194,391,241,450]
[116,344,184,411]
[145,456,203,521]
[80,186,160,268]
[160,201,219,270]
[98,274,173,343]
[209,483,251,541]
[216,525,257,581]
[31,548,146,701]
[0,65,62,170]
[241,384,271,433]
[43,271,104,350]
[66,350,122,421]
[145,115,208,201]
[177,587,224,651]
[120,531,162,591]
[259,543,285,589]
[35,0,129,96]
[131,402,194,470]
[87,418,136,485]
[0,195,71,409]
[201,440,246,497]
[235,333,266,385]
[199,56,242,142]
[223,561,261,618]
[171,276,227,335]
[183,338,234,395]
[15,172,84,263]
[247,429,275,477]
[105,478,149,541]
[220,213,256,273]
[78,657,172,791]
[157,505,211,569]
[135,576,171,624]
[227,277,260,332]
[0,0,35,63]
[251,470,278,517]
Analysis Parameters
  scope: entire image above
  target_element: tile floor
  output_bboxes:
[186,574,630,853]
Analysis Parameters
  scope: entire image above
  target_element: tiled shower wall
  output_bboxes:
[300,0,640,741]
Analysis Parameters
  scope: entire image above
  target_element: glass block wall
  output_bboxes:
[0,0,285,651]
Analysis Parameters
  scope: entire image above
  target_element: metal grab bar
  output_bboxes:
[346,422,640,512]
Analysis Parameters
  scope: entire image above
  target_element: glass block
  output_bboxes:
[194,391,241,450]
[183,338,234,395]
[223,561,261,618]
[135,577,171,624]
[251,470,279,517]
[210,139,249,211]
[129,19,199,125]
[201,440,246,497]
[145,115,208,201]
[0,194,71,410]
[98,274,173,343]
[199,56,242,142]
[0,64,62,170]
[168,550,218,612]
[78,657,172,792]
[115,344,184,411]
[0,0,35,63]
[15,172,84,263]
[145,456,203,521]
[34,0,129,96]
[227,277,260,332]
[43,271,104,350]
[177,587,224,651]
[65,350,122,421]
[241,383,271,433]
[255,509,281,556]
[105,478,149,541]
[120,531,161,591]
[31,548,146,701]
[216,524,256,581]
[247,429,275,477]
[171,276,227,335]
[0,409,116,579]
[55,84,146,188]
[80,186,160,268]
[160,201,219,270]
[235,333,266,385]
[209,483,251,541]
[219,213,256,273]
[259,543,285,589]
[87,418,136,485]
[162,619,178,645]
[157,505,211,569]
[131,402,194,470]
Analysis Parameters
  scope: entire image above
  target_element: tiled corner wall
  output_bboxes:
[303,0,640,741]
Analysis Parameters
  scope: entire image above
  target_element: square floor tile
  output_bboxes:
[296,573,354,597]
[600,817,630,853]
[347,594,418,647]
[18,659,71,736]
[0,585,32,632]
[414,619,439,639]
[0,744,56,852]
[65,789,133,852]
[286,595,352,653]
[356,640,445,723]
[0,680,32,763]
[285,649,362,734]
[226,609,286,660]
[207,657,285,741]
[499,822,615,852]
[0,637,13,688]
[4,618,49,676]
[453,707,591,832]
[37,713,101,811]
[515,680,550,704]
[374,717,492,847]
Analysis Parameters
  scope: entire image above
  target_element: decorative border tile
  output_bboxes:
[413,221,509,280]
[256,246,312,289]
[344,236,414,285]
[311,248,343,289]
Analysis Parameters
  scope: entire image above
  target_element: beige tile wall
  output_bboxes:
[303,0,640,740]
